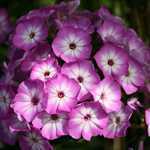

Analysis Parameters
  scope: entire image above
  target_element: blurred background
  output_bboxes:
[0,0,149,149]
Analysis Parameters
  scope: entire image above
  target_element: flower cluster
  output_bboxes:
[0,0,149,149]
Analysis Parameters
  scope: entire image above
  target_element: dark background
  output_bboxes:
[0,0,149,149]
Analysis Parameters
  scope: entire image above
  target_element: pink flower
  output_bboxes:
[52,27,91,62]
[30,58,59,82]
[61,60,99,101]
[12,80,46,122]
[118,59,145,94]
[90,77,122,113]
[46,74,80,113]
[68,102,108,141]
[13,18,48,51]
[32,112,68,140]
[94,43,128,77]
[102,105,133,138]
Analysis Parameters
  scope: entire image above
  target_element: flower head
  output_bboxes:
[52,27,91,62]
[68,102,108,141]
[13,18,48,51]
[61,60,99,101]
[94,43,128,77]
[46,74,80,113]
[12,80,46,122]
[91,77,122,113]
[32,112,68,140]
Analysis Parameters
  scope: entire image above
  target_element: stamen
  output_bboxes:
[58,91,65,98]
[69,43,76,50]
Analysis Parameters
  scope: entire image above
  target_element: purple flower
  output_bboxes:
[45,74,80,113]
[0,8,12,43]
[12,80,46,122]
[32,112,68,140]
[68,102,108,141]
[145,108,150,136]
[94,43,128,77]
[124,30,149,65]
[57,15,94,34]
[118,59,145,94]
[102,105,133,138]
[0,116,17,145]
[61,60,99,101]
[9,114,30,133]
[90,77,122,113]
[30,58,60,82]
[13,18,48,51]
[21,43,53,72]
[97,6,124,24]
[52,27,91,62]
[97,19,126,45]
[0,84,14,119]
[26,6,55,21]
[19,130,53,150]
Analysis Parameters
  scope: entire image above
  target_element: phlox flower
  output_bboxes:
[0,115,17,145]
[94,43,128,77]
[46,74,80,113]
[0,84,14,119]
[12,80,46,122]
[118,59,145,94]
[0,8,12,43]
[30,58,59,82]
[21,43,53,72]
[97,6,124,25]
[13,18,48,51]
[58,15,94,34]
[19,131,53,150]
[32,112,68,140]
[9,113,30,133]
[97,19,126,45]
[124,29,148,65]
[61,60,99,101]
[102,105,133,138]
[68,102,108,141]
[52,27,91,62]
[90,77,122,113]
